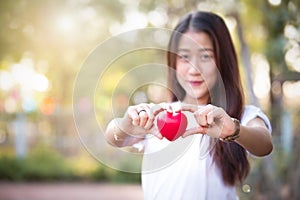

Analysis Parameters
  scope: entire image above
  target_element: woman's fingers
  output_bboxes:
[143,115,163,139]
[138,110,149,127]
[194,104,223,126]
[127,104,147,126]
[127,106,140,126]
[194,106,211,127]
[181,102,203,113]
[149,126,163,139]
[182,123,221,139]
[127,103,166,130]
[206,106,225,125]
[136,104,152,128]
[152,101,203,114]
[182,126,207,138]
[151,103,166,116]
[180,104,228,138]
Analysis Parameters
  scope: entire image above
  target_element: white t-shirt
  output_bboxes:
[136,105,272,200]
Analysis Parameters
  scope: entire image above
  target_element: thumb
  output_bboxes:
[149,126,163,139]
[152,131,163,140]
[182,126,206,138]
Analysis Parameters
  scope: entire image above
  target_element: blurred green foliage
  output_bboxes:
[0,145,140,183]
[0,146,74,181]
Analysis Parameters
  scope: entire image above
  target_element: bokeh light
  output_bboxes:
[252,54,271,99]
[4,97,17,113]
[31,73,49,92]
[56,14,75,33]
[242,184,251,193]
[22,98,36,113]
[40,97,56,115]
[283,81,300,107]
[0,71,14,91]
[268,0,281,6]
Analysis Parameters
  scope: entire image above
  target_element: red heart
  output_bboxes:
[157,111,188,141]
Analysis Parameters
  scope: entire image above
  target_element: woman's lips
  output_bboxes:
[188,80,203,87]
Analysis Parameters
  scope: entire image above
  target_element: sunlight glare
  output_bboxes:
[252,54,271,99]
[224,17,237,33]
[109,10,148,35]
[284,24,299,40]
[57,15,75,33]
[10,61,49,92]
[31,73,49,92]
[4,97,17,113]
[11,63,34,89]
[122,10,148,31]
[268,0,281,6]
[285,45,300,72]
[148,9,168,27]
[0,71,14,91]
[283,81,300,102]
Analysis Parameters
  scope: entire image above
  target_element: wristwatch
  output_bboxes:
[220,118,240,142]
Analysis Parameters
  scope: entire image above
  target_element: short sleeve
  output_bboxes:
[241,105,272,133]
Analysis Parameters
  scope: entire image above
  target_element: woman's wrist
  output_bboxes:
[113,129,125,141]
[112,119,130,141]
[220,118,240,142]
[113,118,147,143]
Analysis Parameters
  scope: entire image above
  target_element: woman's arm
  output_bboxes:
[180,104,273,157]
[236,117,273,156]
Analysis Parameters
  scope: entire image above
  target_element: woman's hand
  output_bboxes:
[105,103,166,148]
[176,103,236,139]
[120,103,166,139]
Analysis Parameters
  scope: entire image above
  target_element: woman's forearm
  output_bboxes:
[236,124,273,156]
[105,119,142,148]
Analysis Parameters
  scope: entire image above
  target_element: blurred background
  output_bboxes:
[0,0,299,199]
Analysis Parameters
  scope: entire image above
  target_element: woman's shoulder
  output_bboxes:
[243,105,261,114]
[241,105,272,132]
[242,105,266,117]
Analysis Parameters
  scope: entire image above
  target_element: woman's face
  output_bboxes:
[176,31,218,104]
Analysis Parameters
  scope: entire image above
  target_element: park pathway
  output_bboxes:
[0,182,143,200]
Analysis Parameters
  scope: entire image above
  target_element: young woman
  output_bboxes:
[105,11,273,199]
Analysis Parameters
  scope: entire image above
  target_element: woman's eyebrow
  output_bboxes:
[178,48,213,51]
[177,48,190,52]
[199,48,213,52]
[177,48,214,53]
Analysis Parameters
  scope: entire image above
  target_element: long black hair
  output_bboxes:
[167,11,249,185]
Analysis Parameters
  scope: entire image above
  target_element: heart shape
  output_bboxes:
[156,111,188,141]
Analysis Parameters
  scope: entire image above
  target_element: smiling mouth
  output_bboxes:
[188,81,203,87]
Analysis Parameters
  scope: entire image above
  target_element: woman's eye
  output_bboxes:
[200,54,211,61]
[178,54,189,61]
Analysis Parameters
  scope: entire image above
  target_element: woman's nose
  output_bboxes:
[188,58,201,75]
